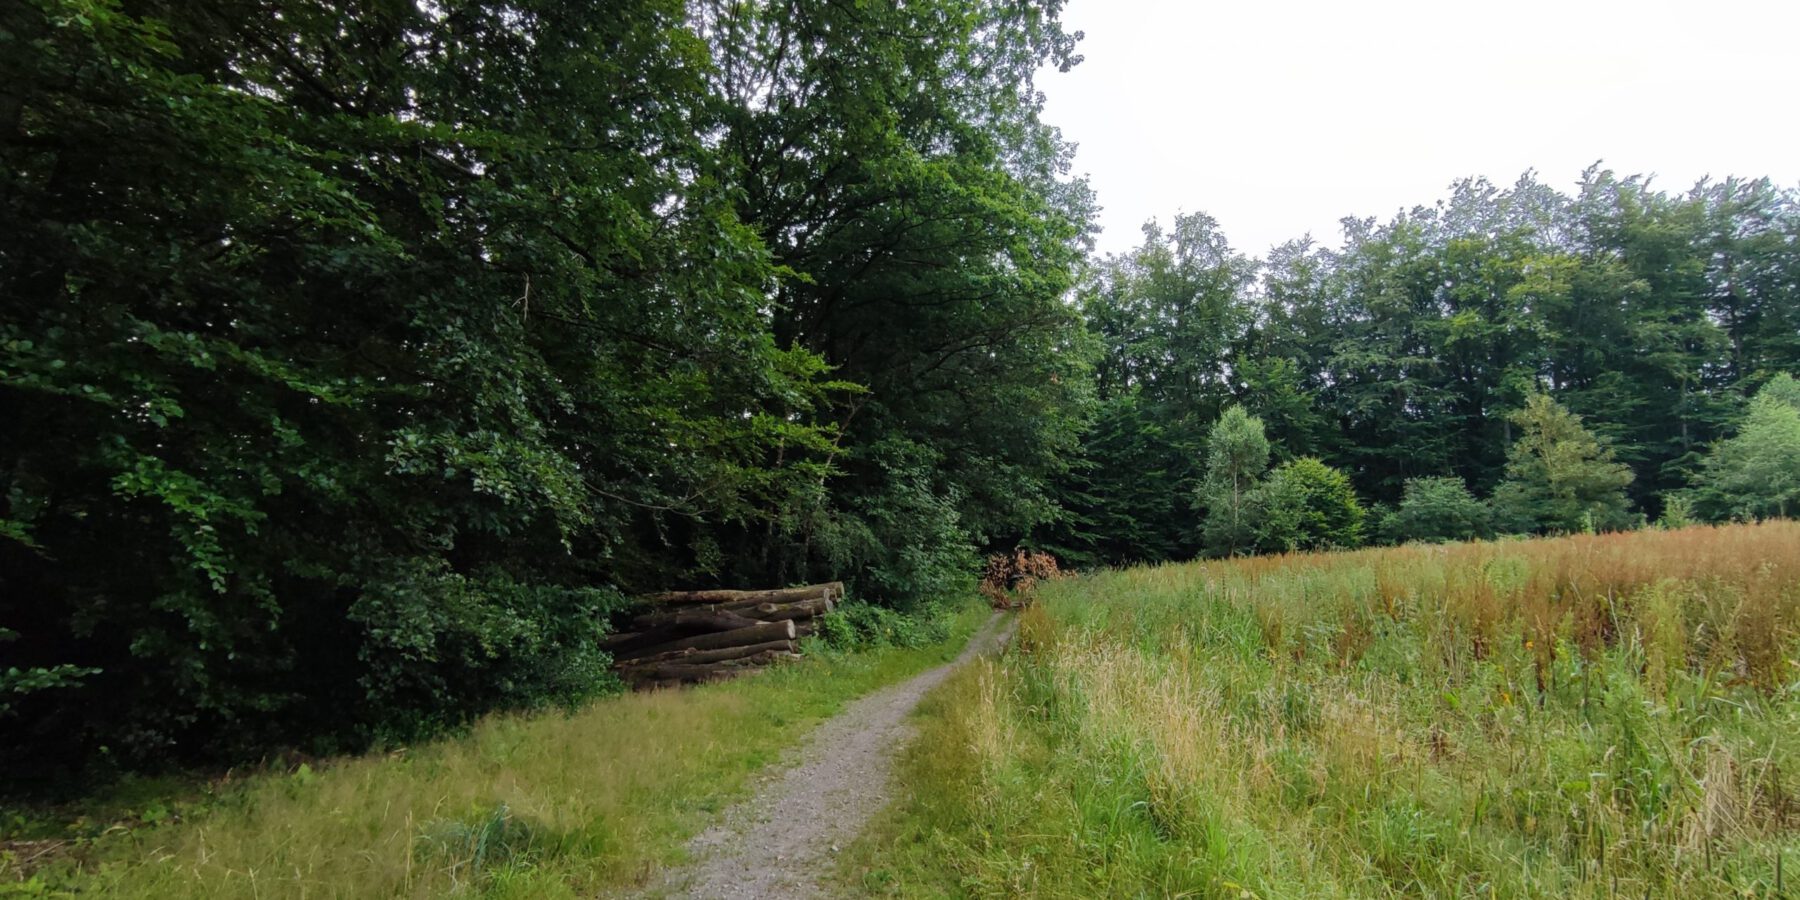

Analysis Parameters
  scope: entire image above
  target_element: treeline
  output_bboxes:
[1149,379,1799,562]
[1039,173,1800,565]
[0,0,1089,781]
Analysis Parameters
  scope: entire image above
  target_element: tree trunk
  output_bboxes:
[600,630,641,649]
[627,608,764,633]
[736,597,835,622]
[618,620,796,659]
[641,582,844,607]
[615,639,797,667]
[601,623,699,655]
[622,650,800,683]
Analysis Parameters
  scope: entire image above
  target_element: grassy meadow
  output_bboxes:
[850,522,1800,898]
[0,601,987,899]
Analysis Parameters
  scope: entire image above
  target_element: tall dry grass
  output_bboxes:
[848,522,1800,898]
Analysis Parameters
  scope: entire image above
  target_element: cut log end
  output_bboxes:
[615,582,838,690]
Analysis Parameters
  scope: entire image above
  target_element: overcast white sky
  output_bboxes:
[1039,0,1800,258]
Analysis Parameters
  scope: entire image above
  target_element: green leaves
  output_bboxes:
[1257,458,1365,553]
[1382,477,1492,544]
[0,0,1100,779]
[1689,374,1800,520]
[15,0,1790,788]
[695,0,1097,600]
[1493,395,1636,534]
[107,451,267,593]
[1198,406,1272,558]
[1,665,103,719]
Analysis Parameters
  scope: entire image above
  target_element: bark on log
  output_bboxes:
[601,624,688,655]
[618,645,695,664]
[737,597,834,622]
[614,639,796,668]
[620,620,795,659]
[634,600,773,616]
[642,582,844,607]
[605,608,774,655]
[626,608,763,633]
[794,620,818,638]
[685,596,837,614]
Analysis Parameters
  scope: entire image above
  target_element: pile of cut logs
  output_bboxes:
[604,582,843,689]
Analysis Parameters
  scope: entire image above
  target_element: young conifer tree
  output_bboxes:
[1493,395,1636,533]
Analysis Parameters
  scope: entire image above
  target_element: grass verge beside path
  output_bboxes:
[2,599,989,899]
[845,523,1800,898]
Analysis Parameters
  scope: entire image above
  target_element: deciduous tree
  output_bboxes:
[1198,406,1271,556]
[1690,374,1800,520]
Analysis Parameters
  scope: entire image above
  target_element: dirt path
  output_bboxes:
[628,611,1015,899]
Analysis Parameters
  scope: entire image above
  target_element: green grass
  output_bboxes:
[845,523,1800,898]
[1,599,988,899]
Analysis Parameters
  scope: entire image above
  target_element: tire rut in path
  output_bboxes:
[627,611,1015,899]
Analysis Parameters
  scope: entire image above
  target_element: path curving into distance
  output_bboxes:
[627,611,1016,899]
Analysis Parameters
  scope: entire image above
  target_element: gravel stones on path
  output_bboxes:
[628,611,1015,899]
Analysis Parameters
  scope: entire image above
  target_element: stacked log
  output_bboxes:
[609,582,843,689]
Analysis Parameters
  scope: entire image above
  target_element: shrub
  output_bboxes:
[816,601,955,652]
[1654,494,1697,530]
[351,567,625,742]
[1383,476,1491,543]
[1256,458,1365,552]
[829,437,981,606]
[1688,373,1800,521]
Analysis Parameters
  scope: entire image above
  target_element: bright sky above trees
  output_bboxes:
[1041,0,1800,255]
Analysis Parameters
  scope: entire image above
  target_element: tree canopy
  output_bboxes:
[1050,171,1800,565]
[1381,477,1493,544]
[1690,374,1800,520]
[1257,457,1365,553]
[1,0,1091,782]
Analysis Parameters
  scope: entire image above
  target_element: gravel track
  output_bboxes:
[626,611,1015,899]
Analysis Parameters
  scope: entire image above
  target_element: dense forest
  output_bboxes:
[2,0,1797,783]
[1045,175,1800,564]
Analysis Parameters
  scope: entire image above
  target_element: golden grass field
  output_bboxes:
[850,522,1800,898]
